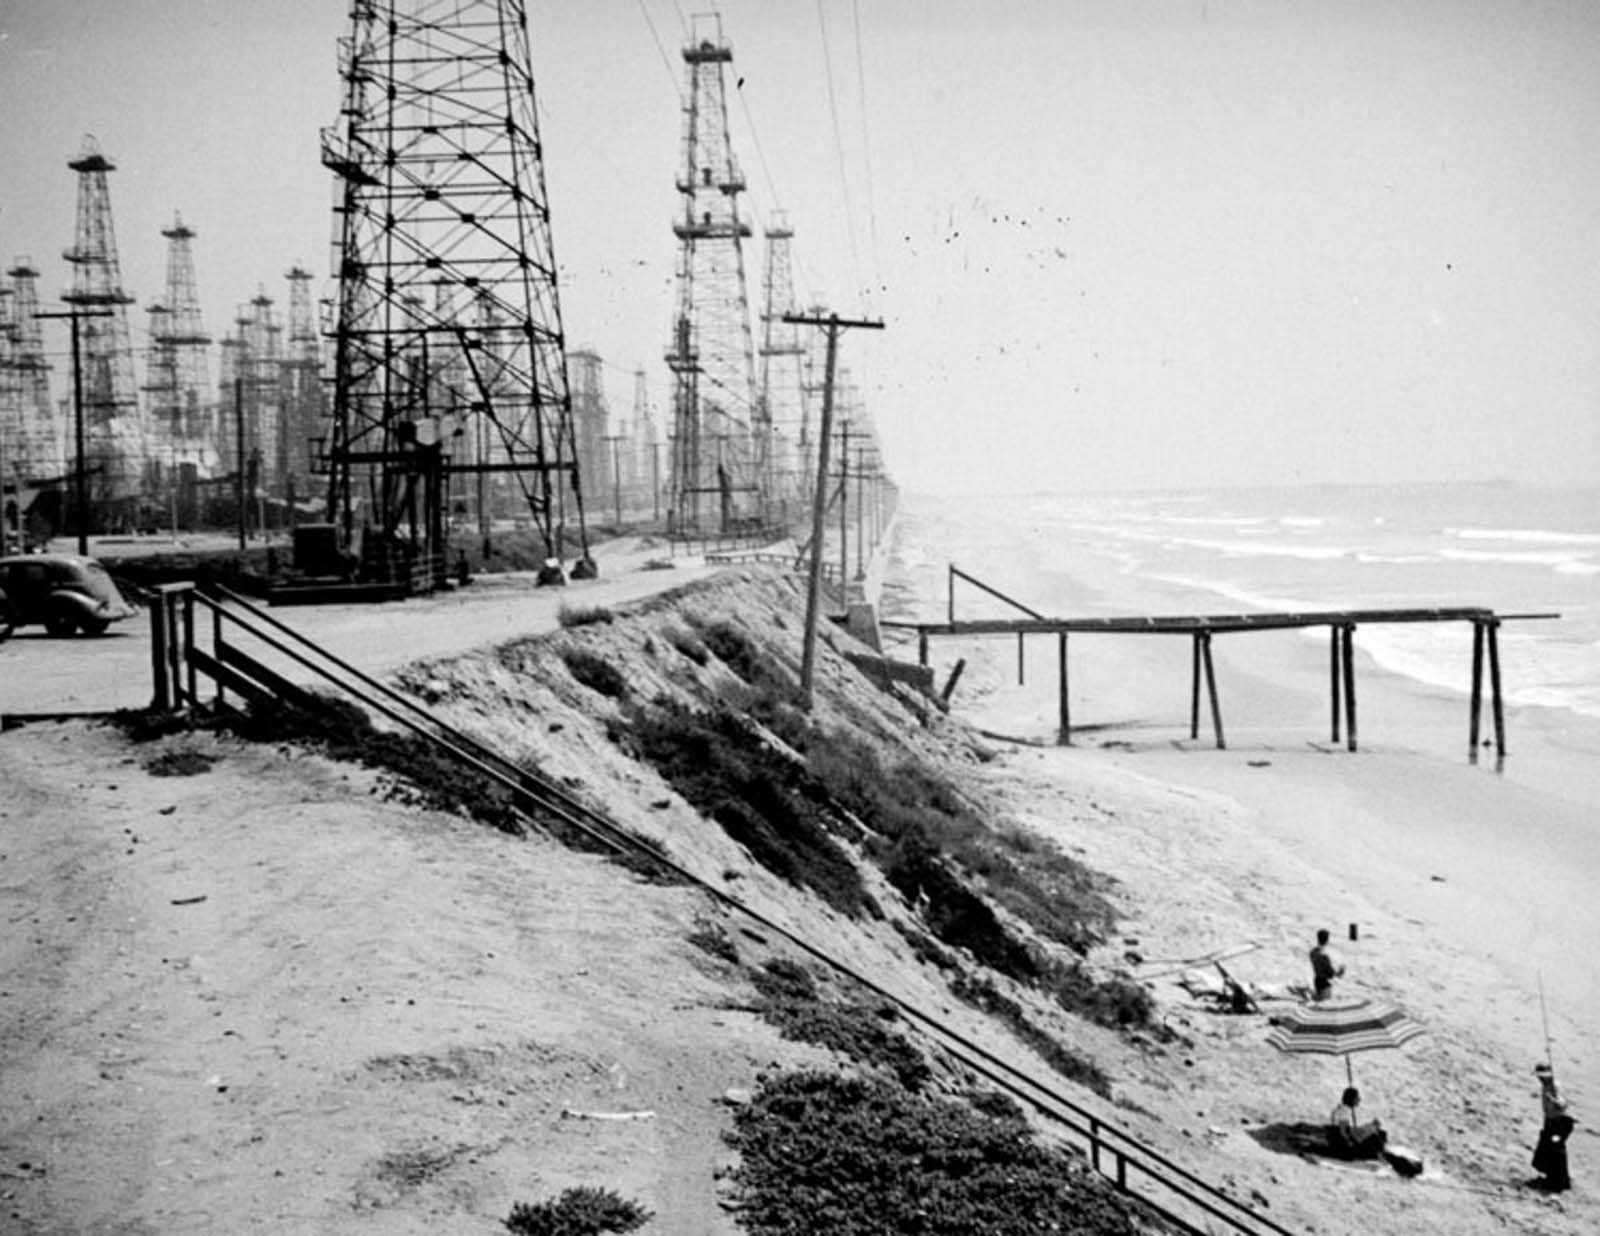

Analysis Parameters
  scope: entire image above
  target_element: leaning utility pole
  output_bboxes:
[36,307,114,555]
[782,312,883,710]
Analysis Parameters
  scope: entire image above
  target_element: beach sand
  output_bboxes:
[944,541,1599,1233]
[3,551,1594,1235]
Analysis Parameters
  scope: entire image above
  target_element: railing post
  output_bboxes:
[1089,1117,1101,1173]
[182,588,197,706]
[148,592,170,711]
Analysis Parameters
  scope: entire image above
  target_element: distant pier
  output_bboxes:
[882,566,1558,763]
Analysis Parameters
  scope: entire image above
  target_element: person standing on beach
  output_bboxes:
[1532,1063,1574,1191]
[1309,929,1345,1001]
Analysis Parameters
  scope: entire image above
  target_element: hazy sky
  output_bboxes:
[2,0,1596,495]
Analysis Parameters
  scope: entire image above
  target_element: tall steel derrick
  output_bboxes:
[280,266,323,507]
[320,0,590,585]
[1,260,60,483]
[63,136,145,520]
[666,14,761,538]
[144,214,215,487]
[757,214,808,524]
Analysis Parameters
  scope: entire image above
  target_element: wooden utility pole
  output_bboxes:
[37,307,113,555]
[782,311,883,710]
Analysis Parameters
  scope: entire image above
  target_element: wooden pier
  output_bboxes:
[881,566,1557,762]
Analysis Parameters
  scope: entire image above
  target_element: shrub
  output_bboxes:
[726,1071,1144,1236]
[562,648,629,699]
[556,603,614,628]
[621,698,873,918]
[143,748,217,777]
[503,1186,653,1235]
[751,960,931,1091]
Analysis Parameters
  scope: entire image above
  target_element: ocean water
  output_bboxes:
[879,482,1600,722]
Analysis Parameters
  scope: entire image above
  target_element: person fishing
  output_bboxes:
[1532,1063,1574,1191]
[1309,928,1345,1002]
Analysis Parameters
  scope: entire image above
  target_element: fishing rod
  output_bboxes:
[1537,970,1553,1071]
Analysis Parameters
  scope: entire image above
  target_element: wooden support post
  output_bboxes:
[1201,632,1226,749]
[1057,631,1071,746]
[1341,624,1358,752]
[182,590,197,707]
[918,629,929,668]
[947,563,955,625]
[1330,626,1342,744]
[149,594,170,711]
[1017,632,1025,685]
[1189,634,1202,740]
[940,657,967,706]
[1468,620,1485,762]
[1488,619,1505,760]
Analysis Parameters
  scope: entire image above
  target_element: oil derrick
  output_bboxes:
[63,136,145,523]
[568,348,611,519]
[280,265,323,512]
[144,214,215,504]
[666,13,760,538]
[226,291,282,532]
[320,0,591,588]
[757,214,807,526]
[2,259,61,483]
[630,367,659,517]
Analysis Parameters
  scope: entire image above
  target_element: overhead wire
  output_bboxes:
[634,0,683,100]
[850,0,882,312]
[814,0,866,309]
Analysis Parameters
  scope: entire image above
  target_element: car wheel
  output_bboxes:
[44,610,78,638]
[80,618,111,637]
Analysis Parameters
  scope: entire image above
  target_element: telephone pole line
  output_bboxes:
[37,307,114,554]
[781,311,883,710]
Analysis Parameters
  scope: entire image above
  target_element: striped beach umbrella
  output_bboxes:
[1265,998,1427,1085]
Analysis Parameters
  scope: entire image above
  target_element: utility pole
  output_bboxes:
[235,375,246,551]
[37,307,113,555]
[603,433,625,526]
[782,311,883,710]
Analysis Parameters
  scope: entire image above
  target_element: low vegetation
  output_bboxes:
[502,1186,653,1235]
[725,1070,1146,1236]
[750,958,931,1091]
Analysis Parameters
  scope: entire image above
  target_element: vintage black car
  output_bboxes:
[0,553,138,640]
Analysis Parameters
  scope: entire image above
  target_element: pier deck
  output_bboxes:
[881,567,1557,763]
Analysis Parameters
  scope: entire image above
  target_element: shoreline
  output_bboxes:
[911,531,1599,1221]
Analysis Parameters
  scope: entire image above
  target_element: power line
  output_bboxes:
[815,0,866,307]
[634,0,682,98]
[851,0,882,311]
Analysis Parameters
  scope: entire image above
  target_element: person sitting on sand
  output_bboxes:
[1329,1087,1387,1159]
[1309,929,1345,1002]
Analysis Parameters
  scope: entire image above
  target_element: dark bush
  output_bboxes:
[503,1186,653,1235]
[562,648,630,699]
[751,960,931,1090]
[621,698,873,918]
[557,603,615,628]
[726,1071,1144,1236]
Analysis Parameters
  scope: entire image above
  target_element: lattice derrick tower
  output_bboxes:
[320,0,590,579]
[280,265,324,498]
[758,213,808,522]
[230,290,283,498]
[2,259,61,482]
[665,13,759,537]
[63,136,145,515]
[144,214,215,478]
[567,347,611,514]
[629,366,656,508]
